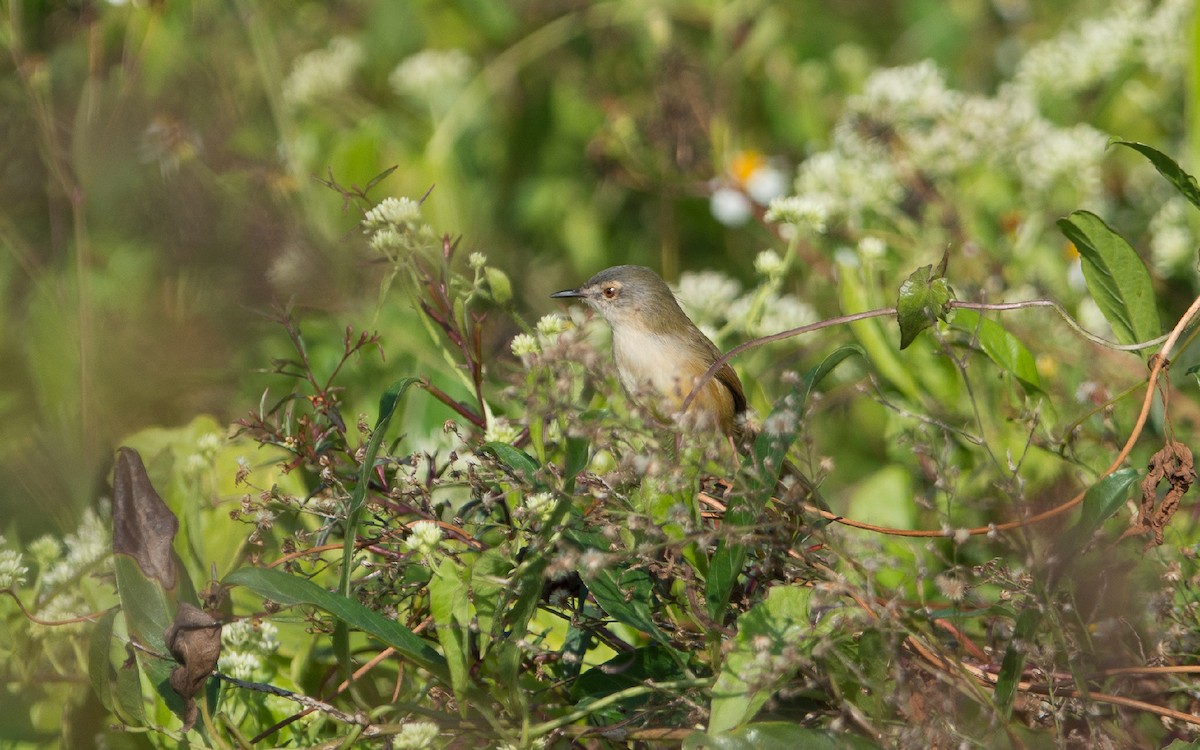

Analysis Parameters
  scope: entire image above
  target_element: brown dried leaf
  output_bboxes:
[164,603,222,731]
[112,447,179,588]
[1126,441,1195,549]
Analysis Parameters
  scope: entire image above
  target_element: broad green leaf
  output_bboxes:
[951,309,1041,394]
[897,263,954,349]
[585,567,672,646]
[1114,140,1200,209]
[709,586,812,734]
[1060,469,1139,557]
[1058,211,1159,348]
[481,441,540,480]
[87,609,118,713]
[224,567,449,682]
[430,558,471,708]
[995,605,1042,719]
[686,724,881,750]
[113,556,185,720]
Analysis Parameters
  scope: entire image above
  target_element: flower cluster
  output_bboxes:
[1014,0,1191,100]
[40,508,109,588]
[1149,197,1198,277]
[675,269,816,340]
[770,29,1159,240]
[361,197,436,258]
[282,36,364,109]
[403,520,444,559]
[0,536,27,590]
[394,721,441,749]
[218,619,281,680]
[390,49,474,113]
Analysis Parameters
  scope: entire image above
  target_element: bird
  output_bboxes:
[550,265,748,444]
[550,265,828,511]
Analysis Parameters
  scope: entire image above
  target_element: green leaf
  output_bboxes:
[799,345,863,407]
[573,645,684,704]
[686,724,881,750]
[87,609,118,713]
[897,263,954,349]
[1060,469,1140,557]
[338,377,420,674]
[224,567,449,682]
[485,267,513,304]
[430,558,472,709]
[1114,140,1200,209]
[1058,211,1159,348]
[709,586,812,734]
[951,309,1041,394]
[585,566,672,647]
[481,441,540,481]
[113,556,185,720]
[995,605,1042,719]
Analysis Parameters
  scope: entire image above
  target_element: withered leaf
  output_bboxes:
[164,603,222,732]
[112,447,179,588]
[1128,440,1196,549]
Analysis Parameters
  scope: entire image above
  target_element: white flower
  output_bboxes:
[0,549,28,589]
[745,166,789,205]
[28,536,61,567]
[223,619,280,654]
[523,491,556,523]
[282,37,364,109]
[390,48,474,110]
[1014,122,1108,201]
[857,236,886,259]
[218,651,263,681]
[536,313,567,339]
[851,60,956,124]
[363,197,423,231]
[754,249,786,278]
[765,195,829,234]
[196,432,223,459]
[43,508,109,587]
[676,271,741,326]
[404,521,444,558]
[510,333,539,358]
[1150,197,1196,276]
[758,294,818,336]
[484,418,521,444]
[394,721,441,749]
[710,187,753,227]
[468,252,488,269]
[1142,0,1193,76]
[1013,0,1144,101]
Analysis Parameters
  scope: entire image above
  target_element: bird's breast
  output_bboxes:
[611,327,734,432]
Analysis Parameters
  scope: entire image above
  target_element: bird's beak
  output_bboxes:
[550,288,584,299]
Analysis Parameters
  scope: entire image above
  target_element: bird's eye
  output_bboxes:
[602,286,618,299]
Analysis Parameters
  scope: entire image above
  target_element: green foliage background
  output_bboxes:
[2,0,1200,747]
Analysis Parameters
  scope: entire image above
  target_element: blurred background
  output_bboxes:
[0,0,1193,537]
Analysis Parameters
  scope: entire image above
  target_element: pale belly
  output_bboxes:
[611,328,731,430]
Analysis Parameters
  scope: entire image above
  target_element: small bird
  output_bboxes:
[550,265,748,443]
[551,265,828,509]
